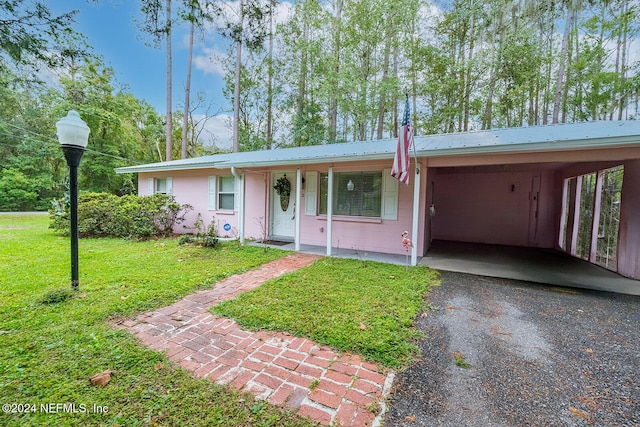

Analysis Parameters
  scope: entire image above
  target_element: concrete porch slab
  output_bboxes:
[421,240,640,296]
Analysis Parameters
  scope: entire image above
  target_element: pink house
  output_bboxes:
[116,121,640,281]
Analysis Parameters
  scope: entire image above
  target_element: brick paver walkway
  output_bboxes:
[116,253,394,426]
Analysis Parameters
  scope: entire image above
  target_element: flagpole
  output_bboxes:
[407,93,419,175]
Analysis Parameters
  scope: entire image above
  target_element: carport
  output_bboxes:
[417,121,640,288]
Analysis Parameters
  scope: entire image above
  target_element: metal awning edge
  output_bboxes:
[116,134,640,174]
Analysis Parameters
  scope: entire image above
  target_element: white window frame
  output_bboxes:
[150,177,172,195]
[317,169,397,219]
[217,175,235,211]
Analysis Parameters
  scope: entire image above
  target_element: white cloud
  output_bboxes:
[195,113,233,150]
[193,45,227,77]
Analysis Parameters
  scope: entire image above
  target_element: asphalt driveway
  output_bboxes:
[384,271,640,426]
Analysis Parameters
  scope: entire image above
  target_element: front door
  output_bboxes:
[271,172,296,239]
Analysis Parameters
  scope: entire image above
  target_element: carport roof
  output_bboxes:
[115,120,640,173]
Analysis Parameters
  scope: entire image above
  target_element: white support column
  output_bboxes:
[239,173,245,244]
[411,162,421,266]
[295,168,302,251]
[326,167,334,256]
[589,170,604,263]
[570,177,582,256]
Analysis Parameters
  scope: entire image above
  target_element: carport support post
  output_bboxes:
[411,162,421,266]
[239,172,245,244]
[295,168,301,251]
[589,171,604,263]
[326,167,333,256]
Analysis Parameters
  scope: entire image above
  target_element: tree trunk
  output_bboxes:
[232,1,243,153]
[376,16,392,139]
[295,17,309,146]
[552,6,575,124]
[165,0,173,161]
[482,25,498,129]
[463,21,474,132]
[181,16,194,159]
[617,0,628,121]
[393,48,398,138]
[266,8,273,149]
[328,0,342,143]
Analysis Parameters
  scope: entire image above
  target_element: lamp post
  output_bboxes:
[56,111,90,291]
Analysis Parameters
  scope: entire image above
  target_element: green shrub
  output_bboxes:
[201,235,219,248]
[177,215,219,248]
[49,192,192,240]
[39,288,74,305]
[179,235,195,245]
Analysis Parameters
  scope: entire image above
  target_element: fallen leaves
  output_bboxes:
[576,395,600,425]
[569,406,588,420]
[405,415,416,422]
[89,369,113,387]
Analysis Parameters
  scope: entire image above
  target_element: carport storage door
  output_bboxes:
[431,168,552,247]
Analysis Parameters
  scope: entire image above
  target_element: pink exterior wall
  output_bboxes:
[138,162,424,257]
[617,159,640,279]
[244,171,269,240]
[430,168,557,247]
[297,161,424,256]
[138,170,240,237]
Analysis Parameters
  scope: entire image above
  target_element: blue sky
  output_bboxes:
[48,0,234,147]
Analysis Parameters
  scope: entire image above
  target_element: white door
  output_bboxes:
[271,172,296,239]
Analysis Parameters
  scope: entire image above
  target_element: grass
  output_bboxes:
[452,352,471,368]
[211,257,439,369]
[0,214,316,426]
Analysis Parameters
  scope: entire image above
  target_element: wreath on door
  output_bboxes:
[274,175,291,211]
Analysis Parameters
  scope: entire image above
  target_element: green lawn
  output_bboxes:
[212,257,439,369]
[0,214,315,426]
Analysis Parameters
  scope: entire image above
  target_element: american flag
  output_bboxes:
[391,95,412,184]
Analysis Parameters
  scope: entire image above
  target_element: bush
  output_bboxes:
[178,214,219,249]
[179,235,195,245]
[39,288,74,305]
[49,192,192,240]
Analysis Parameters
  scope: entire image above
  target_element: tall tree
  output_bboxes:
[217,0,274,152]
[553,0,580,123]
[179,0,216,159]
[165,0,173,161]
[138,0,175,160]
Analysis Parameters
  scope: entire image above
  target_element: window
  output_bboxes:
[319,171,383,217]
[560,165,624,272]
[154,177,172,195]
[218,176,235,210]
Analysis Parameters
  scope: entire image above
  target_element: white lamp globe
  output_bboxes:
[56,110,90,148]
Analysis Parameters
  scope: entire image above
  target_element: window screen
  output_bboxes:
[319,171,382,217]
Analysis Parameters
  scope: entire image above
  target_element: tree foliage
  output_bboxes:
[2,0,640,212]
[225,0,640,146]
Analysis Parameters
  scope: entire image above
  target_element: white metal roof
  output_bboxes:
[115,120,640,173]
